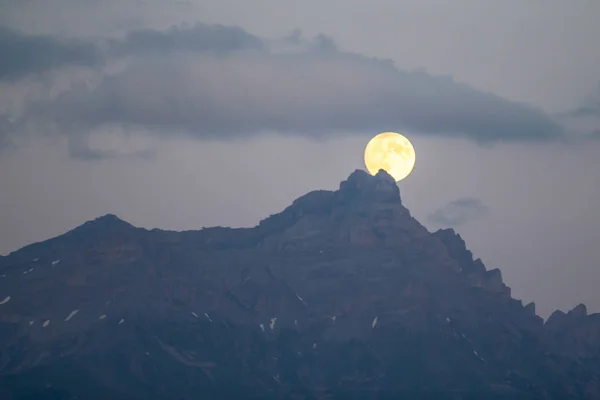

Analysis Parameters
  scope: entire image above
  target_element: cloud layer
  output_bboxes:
[1,23,566,153]
[428,197,489,227]
[0,27,101,81]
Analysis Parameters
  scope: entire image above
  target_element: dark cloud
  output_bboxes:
[67,135,156,161]
[0,27,101,80]
[428,197,489,227]
[564,83,600,118]
[6,24,566,149]
[0,113,14,150]
[557,83,600,141]
[110,22,264,56]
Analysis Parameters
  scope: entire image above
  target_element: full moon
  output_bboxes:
[364,132,416,182]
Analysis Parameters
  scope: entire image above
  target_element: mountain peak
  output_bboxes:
[338,168,401,204]
[66,213,135,239]
[82,213,132,229]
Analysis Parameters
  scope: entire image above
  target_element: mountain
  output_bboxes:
[1,169,599,399]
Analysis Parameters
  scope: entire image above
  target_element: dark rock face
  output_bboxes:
[0,169,599,399]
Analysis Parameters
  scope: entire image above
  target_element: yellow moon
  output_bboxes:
[364,132,416,182]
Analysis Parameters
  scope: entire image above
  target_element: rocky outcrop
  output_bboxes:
[544,303,600,361]
[524,302,536,316]
[0,169,599,399]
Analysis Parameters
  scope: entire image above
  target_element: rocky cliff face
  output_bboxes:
[0,170,598,399]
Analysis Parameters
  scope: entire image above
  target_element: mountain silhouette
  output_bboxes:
[0,169,599,399]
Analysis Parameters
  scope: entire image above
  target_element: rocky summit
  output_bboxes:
[0,170,599,399]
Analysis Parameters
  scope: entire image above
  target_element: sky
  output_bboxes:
[1,0,600,318]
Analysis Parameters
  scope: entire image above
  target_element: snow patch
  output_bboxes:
[52,260,60,266]
[42,320,50,328]
[191,312,199,318]
[0,296,10,305]
[98,314,107,320]
[269,317,277,330]
[259,324,265,332]
[372,316,378,328]
[204,313,212,322]
[295,293,307,306]
[118,318,125,325]
[29,321,35,326]
[445,317,451,322]
[64,309,79,322]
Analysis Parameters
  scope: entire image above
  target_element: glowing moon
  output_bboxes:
[364,132,416,182]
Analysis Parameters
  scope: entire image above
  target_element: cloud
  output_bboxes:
[428,197,489,227]
[0,27,101,81]
[3,24,566,152]
[556,83,600,141]
[66,132,157,161]
[589,130,600,140]
[567,83,600,117]
[0,112,14,150]
[110,22,264,56]
[67,140,156,161]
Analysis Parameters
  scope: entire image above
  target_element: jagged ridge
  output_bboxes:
[0,169,599,400]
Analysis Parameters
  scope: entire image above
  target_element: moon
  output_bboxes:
[364,132,416,182]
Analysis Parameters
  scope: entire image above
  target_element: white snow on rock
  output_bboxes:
[204,313,212,322]
[372,316,378,328]
[295,293,307,306]
[191,312,199,318]
[269,317,277,330]
[331,316,337,322]
[259,324,265,332]
[64,309,79,322]
[118,318,125,325]
[51,260,60,266]
[33,258,39,262]
[445,317,451,322]
[29,321,35,326]
[98,314,107,320]
[43,320,50,328]
[313,343,317,349]
[0,296,10,305]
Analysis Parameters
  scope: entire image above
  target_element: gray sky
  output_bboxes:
[1,0,600,318]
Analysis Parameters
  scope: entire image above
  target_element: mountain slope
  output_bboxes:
[0,169,599,399]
